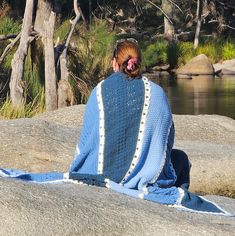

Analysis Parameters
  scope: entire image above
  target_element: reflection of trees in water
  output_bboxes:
[153,75,235,119]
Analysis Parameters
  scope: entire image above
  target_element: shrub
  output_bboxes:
[166,43,182,68]
[55,19,71,42]
[69,19,115,102]
[177,42,195,66]
[222,42,235,60]
[195,43,221,63]
[0,17,21,35]
[141,39,167,68]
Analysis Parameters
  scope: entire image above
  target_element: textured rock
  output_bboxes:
[173,115,235,197]
[1,106,235,197]
[214,59,235,75]
[0,118,78,172]
[0,178,234,236]
[0,105,235,235]
[176,54,215,76]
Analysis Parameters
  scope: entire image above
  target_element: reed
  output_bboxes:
[0,92,45,119]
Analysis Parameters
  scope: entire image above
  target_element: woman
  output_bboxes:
[69,39,190,199]
[68,39,190,205]
[0,39,230,215]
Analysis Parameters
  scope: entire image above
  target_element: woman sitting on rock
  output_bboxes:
[69,38,191,205]
[0,39,230,216]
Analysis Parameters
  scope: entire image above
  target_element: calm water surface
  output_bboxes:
[150,75,235,120]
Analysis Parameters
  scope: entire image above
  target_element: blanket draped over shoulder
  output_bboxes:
[0,72,232,216]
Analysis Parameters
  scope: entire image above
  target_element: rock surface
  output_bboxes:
[173,115,235,197]
[0,105,235,235]
[176,54,215,76]
[0,178,234,236]
[0,105,235,196]
[213,59,235,75]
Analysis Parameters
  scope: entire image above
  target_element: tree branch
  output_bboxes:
[65,0,81,50]
[167,0,184,14]
[208,20,235,31]
[0,33,21,64]
[0,34,18,41]
[146,0,173,25]
[58,0,82,108]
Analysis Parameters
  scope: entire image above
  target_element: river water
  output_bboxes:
[149,74,235,120]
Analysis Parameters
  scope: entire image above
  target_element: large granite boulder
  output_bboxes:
[173,114,235,197]
[0,105,235,197]
[0,178,234,236]
[0,105,235,235]
[176,54,215,77]
[0,105,85,172]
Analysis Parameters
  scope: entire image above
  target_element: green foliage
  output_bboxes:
[195,43,220,64]
[69,20,115,102]
[0,17,20,71]
[77,20,115,78]
[222,42,235,60]
[2,47,16,69]
[55,19,71,42]
[0,48,45,119]
[0,94,45,119]
[24,51,44,101]
[141,39,167,68]
[166,43,182,68]
[168,38,235,68]
[0,17,21,35]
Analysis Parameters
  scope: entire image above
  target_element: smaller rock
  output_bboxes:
[176,54,215,76]
[213,59,235,75]
[152,64,170,71]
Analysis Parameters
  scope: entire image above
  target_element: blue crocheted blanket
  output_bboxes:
[0,72,232,216]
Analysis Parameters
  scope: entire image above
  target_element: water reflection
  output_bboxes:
[150,74,235,120]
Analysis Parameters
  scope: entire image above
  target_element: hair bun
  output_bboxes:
[115,40,142,78]
[127,58,138,71]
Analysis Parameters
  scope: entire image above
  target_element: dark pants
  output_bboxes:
[171,149,191,189]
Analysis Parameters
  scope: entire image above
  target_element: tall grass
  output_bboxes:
[69,19,115,103]
[0,16,21,35]
[222,41,235,60]
[0,93,45,119]
[0,17,21,67]
[163,39,235,67]
[55,19,71,42]
[24,50,44,101]
[75,20,115,80]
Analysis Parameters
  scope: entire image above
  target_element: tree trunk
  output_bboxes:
[9,0,34,107]
[43,12,57,111]
[58,0,81,108]
[162,0,175,41]
[194,0,203,49]
[34,0,53,35]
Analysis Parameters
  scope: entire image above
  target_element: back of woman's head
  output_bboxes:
[113,39,142,78]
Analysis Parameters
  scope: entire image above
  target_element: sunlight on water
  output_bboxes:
[151,75,235,120]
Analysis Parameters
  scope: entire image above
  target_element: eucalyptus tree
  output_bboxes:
[7,0,81,111]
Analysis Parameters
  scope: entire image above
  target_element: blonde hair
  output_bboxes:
[113,40,141,78]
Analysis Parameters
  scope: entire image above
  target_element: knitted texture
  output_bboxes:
[69,87,100,174]
[102,73,144,182]
[0,72,232,216]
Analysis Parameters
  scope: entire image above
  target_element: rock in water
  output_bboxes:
[176,54,215,76]
[213,59,235,75]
